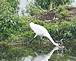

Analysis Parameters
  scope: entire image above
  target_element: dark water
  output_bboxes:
[0,40,76,61]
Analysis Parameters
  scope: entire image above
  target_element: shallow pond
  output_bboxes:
[0,39,76,61]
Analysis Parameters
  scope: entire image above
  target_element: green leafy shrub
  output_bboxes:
[26,3,45,16]
[11,16,76,42]
[0,0,16,40]
[56,5,69,18]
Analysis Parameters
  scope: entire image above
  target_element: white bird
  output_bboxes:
[29,22,59,47]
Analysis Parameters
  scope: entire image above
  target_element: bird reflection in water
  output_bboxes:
[21,46,64,61]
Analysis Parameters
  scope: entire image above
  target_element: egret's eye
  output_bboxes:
[59,44,60,46]
[59,44,63,47]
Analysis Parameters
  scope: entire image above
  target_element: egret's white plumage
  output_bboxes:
[30,22,59,46]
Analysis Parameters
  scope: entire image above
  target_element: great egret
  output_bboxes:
[30,22,59,47]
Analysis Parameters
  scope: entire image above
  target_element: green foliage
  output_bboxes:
[2,14,75,43]
[34,0,51,10]
[6,0,19,13]
[56,5,69,18]
[0,0,76,61]
[26,3,45,16]
[44,20,76,40]
[0,0,19,40]
[34,0,72,10]
[9,16,76,42]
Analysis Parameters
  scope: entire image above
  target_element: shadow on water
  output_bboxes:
[0,39,76,61]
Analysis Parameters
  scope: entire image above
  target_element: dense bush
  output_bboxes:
[7,16,76,43]
[0,0,76,44]
[56,5,69,19]
[26,4,45,16]
[0,0,19,41]
[0,0,76,61]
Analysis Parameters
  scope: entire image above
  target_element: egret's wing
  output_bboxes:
[32,24,49,35]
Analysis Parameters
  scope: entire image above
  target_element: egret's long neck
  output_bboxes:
[47,35,58,46]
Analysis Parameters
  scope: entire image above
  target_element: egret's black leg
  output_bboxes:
[29,38,34,43]
[29,34,37,43]
[34,34,37,38]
